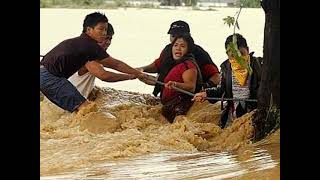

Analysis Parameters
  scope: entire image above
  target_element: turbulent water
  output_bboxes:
[40,8,278,179]
[40,87,279,179]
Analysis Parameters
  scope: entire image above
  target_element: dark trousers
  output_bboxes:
[40,67,86,112]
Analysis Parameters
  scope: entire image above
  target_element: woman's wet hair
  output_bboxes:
[172,34,195,53]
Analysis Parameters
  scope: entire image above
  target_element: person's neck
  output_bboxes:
[83,32,98,42]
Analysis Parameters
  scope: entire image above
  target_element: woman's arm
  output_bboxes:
[165,68,197,93]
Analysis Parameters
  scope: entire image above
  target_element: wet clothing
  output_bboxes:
[40,67,86,112]
[229,54,251,86]
[68,72,96,99]
[161,60,197,103]
[153,53,202,98]
[154,43,219,87]
[40,33,109,112]
[156,53,200,123]
[161,94,194,123]
[205,52,263,128]
[40,33,109,78]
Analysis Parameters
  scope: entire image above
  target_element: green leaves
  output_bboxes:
[223,16,240,30]
[227,37,253,75]
[267,93,280,133]
[223,16,235,28]
[223,6,249,74]
[235,21,240,30]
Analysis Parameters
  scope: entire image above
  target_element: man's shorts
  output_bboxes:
[40,66,86,112]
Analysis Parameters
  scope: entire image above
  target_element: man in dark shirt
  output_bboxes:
[138,20,220,93]
[40,12,147,113]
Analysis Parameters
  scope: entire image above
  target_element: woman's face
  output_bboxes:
[172,38,188,60]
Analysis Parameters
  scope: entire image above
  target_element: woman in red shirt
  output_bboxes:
[157,34,200,122]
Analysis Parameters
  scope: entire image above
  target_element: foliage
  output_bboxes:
[160,0,181,6]
[40,0,107,8]
[136,3,158,9]
[252,94,280,142]
[75,0,105,6]
[266,94,280,134]
[183,0,197,6]
[40,0,261,9]
[223,3,253,75]
[227,38,253,74]
[114,0,128,7]
[40,0,49,8]
[223,16,238,29]
[240,0,261,8]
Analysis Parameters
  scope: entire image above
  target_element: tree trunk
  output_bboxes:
[252,0,280,141]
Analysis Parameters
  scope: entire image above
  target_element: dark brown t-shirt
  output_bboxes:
[40,33,109,78]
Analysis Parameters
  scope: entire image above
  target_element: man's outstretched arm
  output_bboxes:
[85,60,136,82]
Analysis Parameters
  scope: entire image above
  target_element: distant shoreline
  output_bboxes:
[40,5,261,11]
[40,6,219,11]
[40,6,261,12]
[41,0,261,10]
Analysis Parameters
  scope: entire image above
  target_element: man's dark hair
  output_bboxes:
[172,34,195,53]
[224,33,248,50]
[82,12,108,33]
[107,23,114,35]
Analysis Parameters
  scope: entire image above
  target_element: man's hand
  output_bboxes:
[127,74,137,80]
[138,73,157,85]
[135,67,144,72]
[78,66,89,76]
[192,91,207,102]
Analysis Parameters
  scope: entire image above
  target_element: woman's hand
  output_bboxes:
[192,91,207,102]
[165,81,177,89]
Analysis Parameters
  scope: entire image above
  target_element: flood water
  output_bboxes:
[40,7,279,179]
[40,87,279,179]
